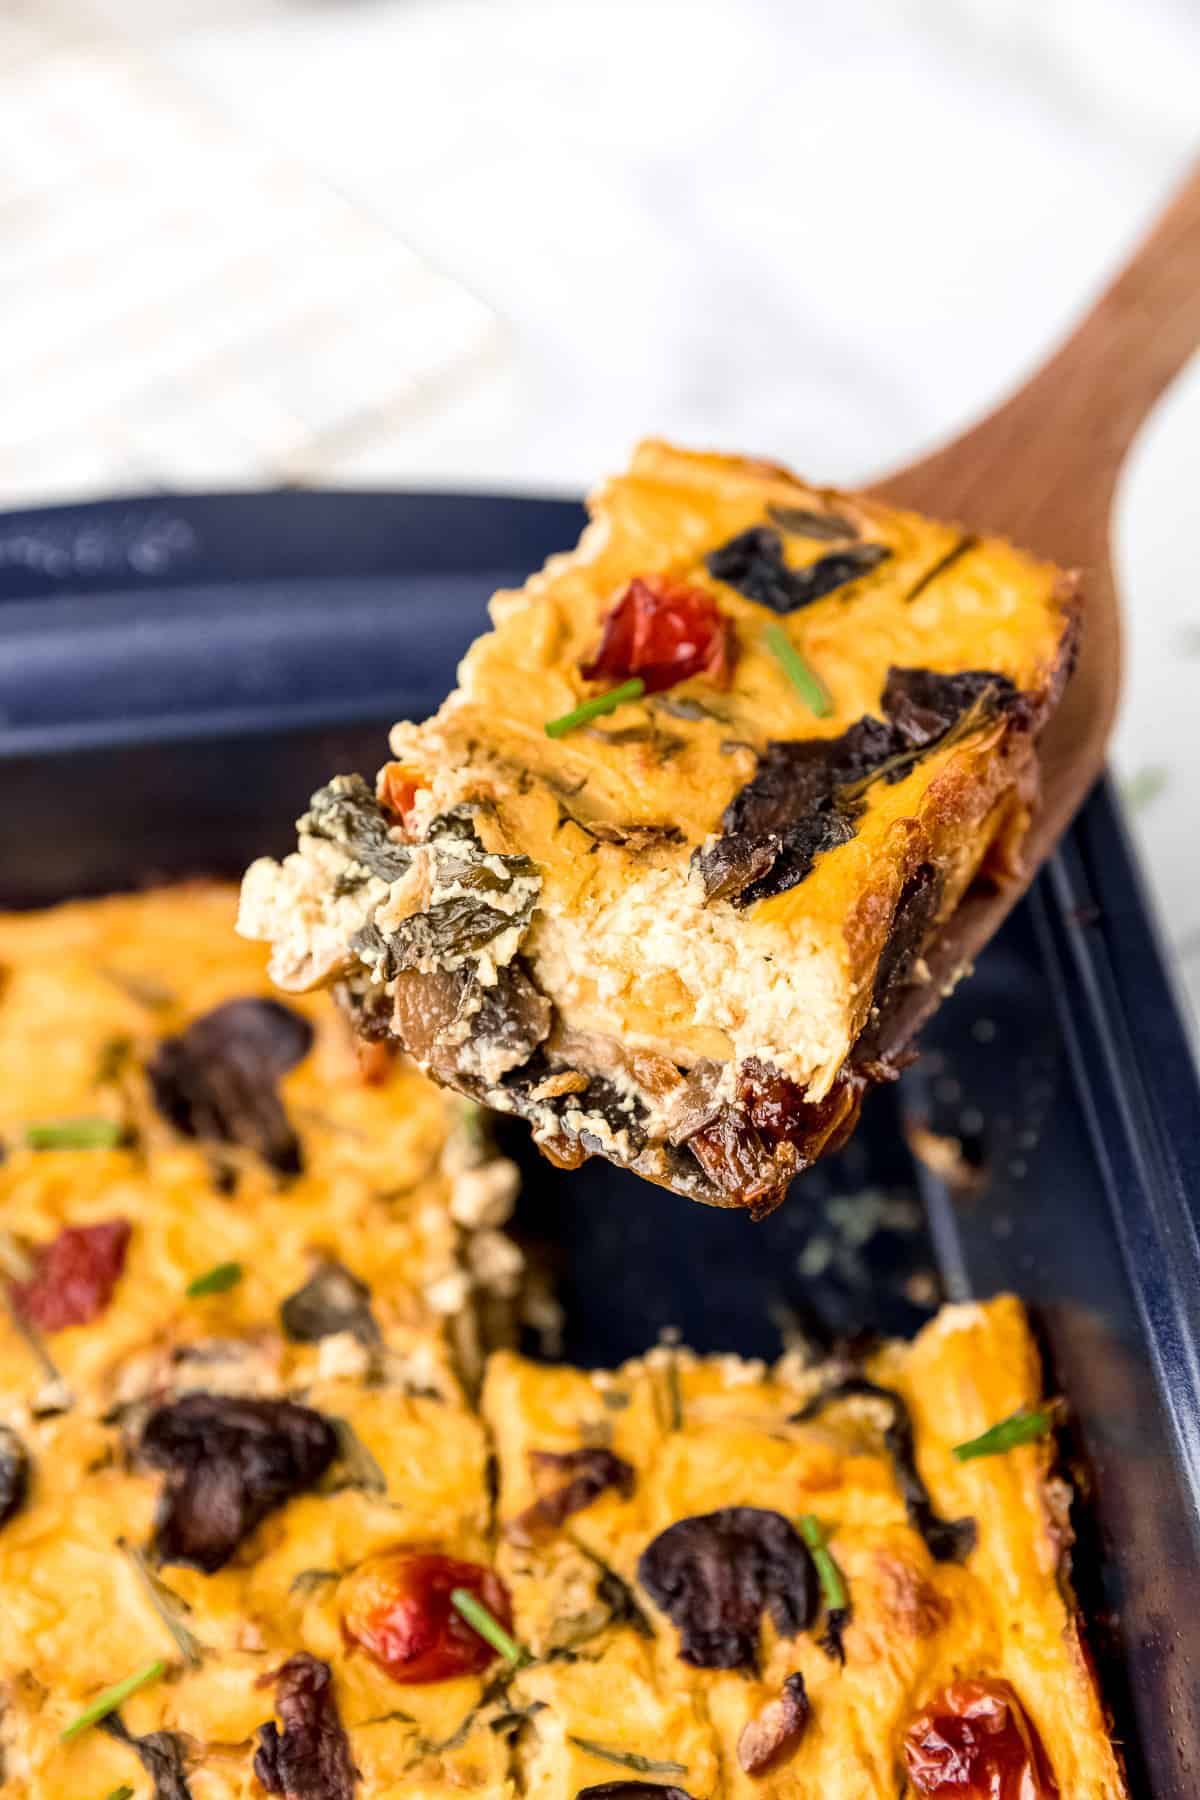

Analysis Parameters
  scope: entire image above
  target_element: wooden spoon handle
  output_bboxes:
[872,159,1200,565]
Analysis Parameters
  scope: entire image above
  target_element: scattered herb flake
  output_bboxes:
[449,1588,531,1667]
[903,533,978,605]
[99,967,176,1012]
[568,1737,688,1775]
[185,1261,242,1299]
[289,1567,342,1597]
[92,1036,134,1089]
[24,1116,124,1151]
[324,1416,387,1495]
[104,1787,135,1800]
[763,623,832,717]
[952,1406,1054,1462]
[545,678,646,739]
[60,1660,166,1742]
[119,1539,204,1669]
[767,502,859,542]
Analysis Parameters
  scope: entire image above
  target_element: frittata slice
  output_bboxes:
[239,440,1075,1213]
[483,1297,1125,1800]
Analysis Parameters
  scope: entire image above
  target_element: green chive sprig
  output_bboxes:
[952,1405,1054,1462]
[185,1262,243,1299]
[449,1588,531,1668]
[24,1117,125,1152]
[798,1513,847,1613]
[763,623,831,717]
[545,677,646,739]
[60,1659,166,1742]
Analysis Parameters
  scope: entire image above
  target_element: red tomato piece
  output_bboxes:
[904,1679,1059,1799]
[340,1549,514,1684]
[11,1218,131,1332]
[377,762,427,834]
[581,576,735,694]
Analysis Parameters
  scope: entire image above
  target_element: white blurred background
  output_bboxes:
[3,0,1199,1029]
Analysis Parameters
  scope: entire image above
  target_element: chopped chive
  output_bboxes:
[798,1513,848,1613]
[24,1117,125,1151]
[545,677,646,738]
[763,623,831,717]
[449,1588,531,1667]
[103,1788,135,1800]
[568,1737,688,1775]
[185,1261,243,1299]
[952,1405,1054,1462]
[60,1659,166,1742]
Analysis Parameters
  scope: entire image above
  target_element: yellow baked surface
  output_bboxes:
[240,440,1074,1211]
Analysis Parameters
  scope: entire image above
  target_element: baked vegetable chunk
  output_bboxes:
[240,441,1076,1212]
[482,1297,1125,1799]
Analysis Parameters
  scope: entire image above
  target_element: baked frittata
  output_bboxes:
[1,1267,1124,1793]
[239,441,1075,1213]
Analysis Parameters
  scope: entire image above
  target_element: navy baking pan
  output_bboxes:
[2,489,1199,1795]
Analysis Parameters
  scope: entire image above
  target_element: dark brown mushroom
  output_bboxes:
[148,997,314,1177]
[705,526,889,613]
[508,1448,636,1542]
[637,1506,816,1670]
[279,1262,378,1347]
[140,1393,338,1573]
[576,1788,696,1800]
[0,1426,29,1530]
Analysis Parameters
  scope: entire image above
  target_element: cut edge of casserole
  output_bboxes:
[238,440,1076,1214]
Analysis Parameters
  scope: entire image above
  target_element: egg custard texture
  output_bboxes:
[239,441,1075,1213]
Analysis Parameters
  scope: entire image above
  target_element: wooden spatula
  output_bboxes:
[866,160,1200,1052]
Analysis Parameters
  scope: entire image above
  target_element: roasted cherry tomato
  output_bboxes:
[903,1678,1059,1799]
[581,576,734,694]
[11,1219,131,1332]
[377,762,427,834]
[340,1549,513,1684]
